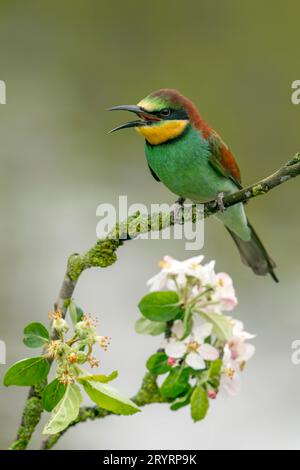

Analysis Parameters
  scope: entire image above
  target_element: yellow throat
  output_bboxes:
[136,120,189,145]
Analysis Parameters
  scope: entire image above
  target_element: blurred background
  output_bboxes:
[0,0,300,450]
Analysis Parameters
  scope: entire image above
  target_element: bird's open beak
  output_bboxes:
[108,105,159,133]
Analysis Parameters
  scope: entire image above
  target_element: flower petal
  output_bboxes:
[199,343,219,361]
[165,340,186,359]
[171,320,184,339]
[220,373,241,396]
[147,272,168,292]
[193,323,213,342]
[238,342,255,362]
[186,352,205,370]
[183,255,205,267]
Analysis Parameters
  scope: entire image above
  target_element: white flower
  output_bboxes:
[214,272,238,311]
[196,260,217,286]
[147,255,205,292]
[220,321,256,397]
[219,345,241,396]
[227,320,256,363]
[164,321,219,370]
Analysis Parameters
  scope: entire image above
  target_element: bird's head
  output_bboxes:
[109,89,201,145]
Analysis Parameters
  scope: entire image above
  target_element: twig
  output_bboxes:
[9,154,300,450]
[40,372,168,450]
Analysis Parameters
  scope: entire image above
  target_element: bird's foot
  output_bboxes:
[215,192,225,212]
[171,197,186,224]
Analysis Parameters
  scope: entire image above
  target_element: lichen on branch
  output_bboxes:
[9,154,300,450]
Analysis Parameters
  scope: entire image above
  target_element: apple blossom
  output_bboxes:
[227,320,256,364]
[219,345,241,396]
[164,321,219,370]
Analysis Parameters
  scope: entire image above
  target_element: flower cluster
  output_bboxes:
[148,255,238,312]
[4,300,140,436]
[47,308,110,385]
[164,317,255,397]
[137,255,255,420]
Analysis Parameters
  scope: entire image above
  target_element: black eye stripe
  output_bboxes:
[150,108,189,120]
[160,108,171,116]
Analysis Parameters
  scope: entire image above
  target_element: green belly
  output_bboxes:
[145,126,251,241]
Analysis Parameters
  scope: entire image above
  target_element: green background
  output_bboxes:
[0,0,299,449]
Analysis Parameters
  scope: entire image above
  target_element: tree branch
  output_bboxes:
[9,153,300,450]
[40,372,168,450]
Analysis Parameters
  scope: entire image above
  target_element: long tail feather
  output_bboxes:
[226,222,278,282]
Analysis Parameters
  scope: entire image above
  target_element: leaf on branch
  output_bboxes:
[78,370,118,383]
[135,317,166,336]
[43,383,83,435]
[138,291,183,322]
[23,322,49,348]
[78,379,140,415]
[160,367,190,399]
[42,379,67,412]
[199,311,233,341]
[146,352,171,375]
[69,300,84,325]
[209,359,222,381]
[190,385,209,422]
[3,356,50,387]
[170,388,192,411]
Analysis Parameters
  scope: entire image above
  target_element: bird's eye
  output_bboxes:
[160,108,171,117]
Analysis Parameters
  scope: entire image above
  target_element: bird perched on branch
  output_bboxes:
[109,89,278,282]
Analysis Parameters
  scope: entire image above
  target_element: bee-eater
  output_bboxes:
[109,89,278,282]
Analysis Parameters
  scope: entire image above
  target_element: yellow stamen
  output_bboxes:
[224,367,236,380]
[159,259,171,269]
[187,341,199,353]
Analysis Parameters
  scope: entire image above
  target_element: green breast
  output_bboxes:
[145,126,236,202]
[145,125,251,241]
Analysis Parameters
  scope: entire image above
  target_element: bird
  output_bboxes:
[109,89,278,282]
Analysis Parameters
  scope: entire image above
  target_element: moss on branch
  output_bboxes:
[41,373,168,450]
[10,154,300,450]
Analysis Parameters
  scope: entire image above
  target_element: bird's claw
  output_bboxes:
[215,192,225,212]
[171,198,186,224]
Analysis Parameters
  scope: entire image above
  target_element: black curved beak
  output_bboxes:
[109,105,144,114]
[108,105,158,133]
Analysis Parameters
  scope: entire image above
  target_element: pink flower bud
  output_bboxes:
[208,390,217,400]
[167,357,176,366]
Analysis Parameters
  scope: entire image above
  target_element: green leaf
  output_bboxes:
[69,300,84,325]
[170,388,192,411]
[78,370,118,383]
[138,291,183,322]
[199,311,233,341]
[42,379,67,412]
[79,379,140,415]
[190,385,209,422]
[146,353,171,375]
[3,357,50,386]
[135,317,166,336]
[23,322,49,348]
[209,359,222,380]
[43,383,82,435]
[160,367,190,399]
